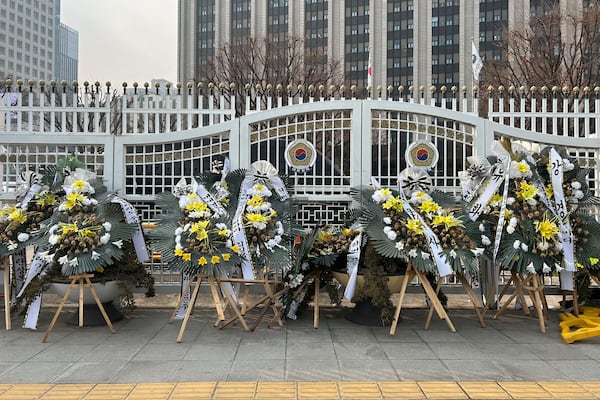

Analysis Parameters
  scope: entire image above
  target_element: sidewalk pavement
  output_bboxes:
[1,298,600,399]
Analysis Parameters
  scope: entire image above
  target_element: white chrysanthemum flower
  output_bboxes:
[513,240,521,249]
[421,252,431,260]
[383,217,392,225]
[542,264,551,273]
[266,239,277,250]
[100,233,111,245]
[481,235,491,246]
[537,241,549,251]
[49,234,58,245]
[472,248,485,256]
[112,240,124,249]
[216,223,227,230]
[509,217,518,227]
[175,227,183,235]
[506,197,516,205]
[509,160,532,179]
[372,189,393,203]
[574,190,584,199]
[525,263,536,274]
[383,226,392,234]
[91,251,101,261]
[526,199,538,206]
[521,243,528,252]
[449,249,457,258]
[408,249,418,258]
[555,263,564,272]
[506,226,515,234]
[68,257,78,267]
[7,241,17,250]
[563,159,575,171]
[386,230,397,241]
[58,255,69,265]
[102,222,112,232]
[395,241,405,251]
[49,225,60,234]
[17,233,29,242]
[571,181,582,190]
[479,224,485,232]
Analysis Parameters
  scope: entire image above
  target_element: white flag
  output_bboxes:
[367,49,373,88]
[472,41,483,81]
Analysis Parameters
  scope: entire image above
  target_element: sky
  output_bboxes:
[60,0,178,87]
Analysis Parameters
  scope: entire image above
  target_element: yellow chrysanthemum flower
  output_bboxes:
[490,193,503,204]
[317,231,333,241]
[590,257,599,266]
[515,162,530,174]
[222,253,231,261]
[270,210,278,217]
[64,192,85,210]
[36,192,57,206]
[247,195,265,207]
[174,248,184,256]
[420,199,441,215]
[198,256,208,265]
[190,220,210,233]
[255,183,267,192]
[406,219,424,235]
[72,180,88,191]
[8,208,27,223]
[378,188,392,197]
[341,228,353,236]
[196,230,208,241]
[576,262,585,269]
[211,255,220,264]
[96,266,104,273]
[217,229,229,237]
[246,213,269,224]
[516,181,538,201]
[432,213,464,230]
[182,253,191,261]
[231,244,240,253]
[186,200,209,213]
[535,215,559,240]
[61,223,79,234]
[383,196,404,211]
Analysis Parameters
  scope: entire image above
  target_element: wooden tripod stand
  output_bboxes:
[43,274,115,342]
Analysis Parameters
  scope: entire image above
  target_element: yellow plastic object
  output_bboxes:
[559,306,600,344]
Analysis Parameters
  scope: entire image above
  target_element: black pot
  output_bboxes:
[345,298,396,326]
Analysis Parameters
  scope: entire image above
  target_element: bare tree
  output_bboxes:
[199,35,344,116]
[483,0,600,90]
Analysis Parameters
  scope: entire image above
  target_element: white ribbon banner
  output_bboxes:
[468,163,507,221]
[343,232,363,300]
[112,196,149,263]
[550,149,575,291]
[397,177,452,277]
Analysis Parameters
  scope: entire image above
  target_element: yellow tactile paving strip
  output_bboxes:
[0,382,599,399]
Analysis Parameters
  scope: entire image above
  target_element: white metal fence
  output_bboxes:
[1,81,599,285]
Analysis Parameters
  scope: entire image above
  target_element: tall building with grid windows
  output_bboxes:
[178,0,586,94]
[0,0,78,81]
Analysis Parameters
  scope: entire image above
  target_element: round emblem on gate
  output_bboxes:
[285,139,316,173]
[406,140,439,169]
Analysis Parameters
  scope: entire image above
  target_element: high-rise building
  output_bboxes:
[55,22,78,83]
[178,0,589,93]
[0,0,78,81]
